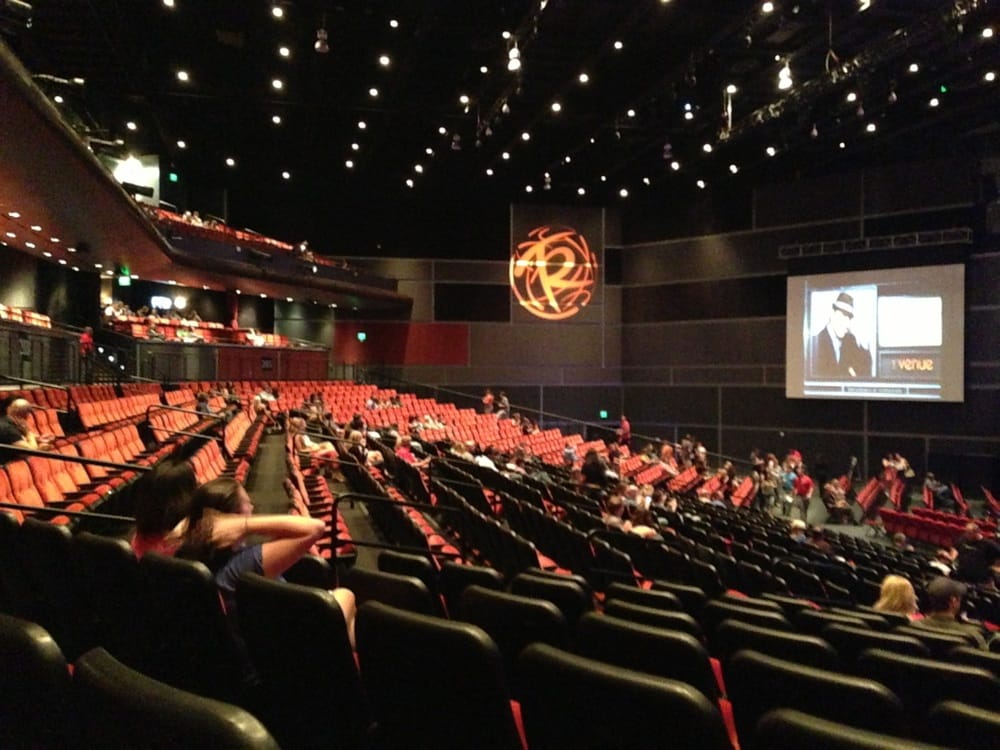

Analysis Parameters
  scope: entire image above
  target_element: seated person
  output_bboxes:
[924,472,956,512]
[873,574,920,621]
[911,576,988,649]
[289,416,338,476]
[175,478,358,670]
[130,459,198,558]
[0,396,54,462]
[395,434,430,468]
[822,478,852,524]
[246,328,266,347]
[176,325,203,342]
[194,392,212,415]
[146,318,166,340]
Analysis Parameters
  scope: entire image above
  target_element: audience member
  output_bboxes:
[289,416,339,477]
[912,577,988,649]
[130,459,198,558]
[0,396,53,463]
[873,574,920,620]
[79,326,95,383]
[495,391,510,419]
[481,388,494,415]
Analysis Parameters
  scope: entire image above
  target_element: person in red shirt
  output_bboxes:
[618,414,631,447]
[79,326,94,383]
[792,464,815,521]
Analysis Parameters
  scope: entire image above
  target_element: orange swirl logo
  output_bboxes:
[509,225,597,321]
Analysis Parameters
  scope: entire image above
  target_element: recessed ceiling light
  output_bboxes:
[702,143,713,153]
[619,188,629,198]
[578,72,590,84]
[485,168,494,176]
[271,78,284,90]
[642,177,652,186]
[670,160,681,171]
[271,114,282,125]
[761,1,774,12]
[281,171,291,180]
[369,87,379,98]
[626,109,636,118]
[865,122,877,133]
[225,157,236,167]
[53,95,64,104]
[260,293,266,298]
[577,187,586,196]
[203,285,209,290]
[696,179,706,189]
[438,126,447,135]
[4,232,14,238]
[551,101,562,113]
[765,146,777,156]
[729,163,739,174]
[67,246,77,253]
[58,259,67,265]
[351,142,360,151]
[501,151,510,160]
[479,65,488,74]
[520,131,530,141]
[525,185,533,193]
[379,54,391,67]
[405,178,414,188]
[726,84,737,94]
[414,164,424,173]
[345,159,354,169]
[279,45,291,58]
[72,266,79,272]
[564,155,572,164]
[235,289,241,294]
[126,121,137,131]
[982,27,994,39]
[929,97,940,107]
[29,224,41,231]
[176,139,187,148]
[985,71,997,82]
[389,18,399,29]
[425,147,434,156]
[358,121,367,130]
[50,237,60,243]
[163,0,175,7]
[286,297,293,302]
[908,62,920,73]
[7,211,19,218]
[613,40,623,50]
[459,94,470,105]
[600,175,607,182]
[839,141,847,148]
[94,263,103,269]
[43,251,52,258]
[684,111,694,120]
[271,4,284,19]
[502,30,511,40]
[176,70,190,82]
[846,91,857,102]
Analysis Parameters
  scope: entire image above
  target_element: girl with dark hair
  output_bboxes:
[176,477,356,646]
[130,459,198,558]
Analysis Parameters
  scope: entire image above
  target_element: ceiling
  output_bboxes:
[3,0,1000,257]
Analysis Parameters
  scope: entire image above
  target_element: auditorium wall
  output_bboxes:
[342,157,1000,489]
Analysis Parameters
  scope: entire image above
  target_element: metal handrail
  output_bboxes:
[0,501,134,523]
[1,444,152,472]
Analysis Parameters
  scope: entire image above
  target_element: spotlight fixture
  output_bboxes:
[765,145,777,156]
[777,60,793,90]
[577,187,586,196]
[271,78,284,90]
[270,3,284,19]
[865,122,877,133]
[551,101,562,113]
[314,27,329,54]
[985,71,996,82]
[278,46,291,58]
[379,54,391,67]
[225,157,236,167]
[176,70,190,83]
[696,179,706,189]
[761,2,774,13]
[729,163,739,174]
[272,114,282,125]
[670,160,681,171]
[578,72,590,84]
[908,62,919,73]
[810,123,818,138]
[619,188,629,198]
[982,27,994,39]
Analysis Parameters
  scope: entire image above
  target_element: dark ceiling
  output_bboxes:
[4,0,1000,258]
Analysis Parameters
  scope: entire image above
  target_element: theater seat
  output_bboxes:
[714,620,842,671]
[0,614,72,748]
[926,700,1000,749]
[605,581,684,612]
[438,560,504,616]
[517,643,732,750]
[235,572,371,749]
[509,570,594,626]
[755,708,944,750]
[604,599,706,642]
[340,565,438,615]
[73,647,279,750]
[356,601,523,750]
[822,624,930,666]
[727,649,906,743]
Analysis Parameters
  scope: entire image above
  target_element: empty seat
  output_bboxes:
[823,623,930,666]
[509,570,594,625]
[700,599,792,645]
[517,643,732,750]
[755,708,945,750]
[727,649,906,743]
[652,579,708,616]
[576,612,721,702]
[856,648,1000,735]
[340,565,438,615]
[605,581,684,612]
[356,601,523,750]
[0,613,72,747]
[948,645,1000,677]
[925,700,1000,750]
[73,647,279,750]
[376,549,445,616]
[895,624,980,658]
[714,620,841,670]
[459,584,568,696]
[604,599,705,642]
[795,608,871,636]
[235,572,370,748]
[438,561,504,616]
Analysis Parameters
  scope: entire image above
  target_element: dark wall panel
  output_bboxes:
[623,386,718,425]
[434,283,510,322]
[470,323,606,368]
[968,254,1000,307]
[333,321,469,366]
[35,264,101,329]
[868,390,1000,437]
[863,159,976,215]
[541,385,623,423]
[622,319,784,368]
[0,250,39,310]
[755,172,861,227]
[434,261,508,284]
[722,386,864,431]
[621,275,785,323]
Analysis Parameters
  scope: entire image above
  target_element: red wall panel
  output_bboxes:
[333,322,469,366]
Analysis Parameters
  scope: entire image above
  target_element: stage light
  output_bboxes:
[696,179,706,189]
[578,72,589,84]
[379,54,391,67]
[551,101,562,113]
[619,188,629,198]
[766,145,777,156]
[225,157,235,167]
[176,70,190,83]
[314,28,329,54]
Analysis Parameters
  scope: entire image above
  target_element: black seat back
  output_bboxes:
[823,623,930,665]
[575,612,719,701]
[795,608,871,636]
[235,573,370,748]
[517,643,731,750]
[605,581,683,612]
[857,648,1000,734]
[0,613,72,747]
[459,584,568,695]
[727,649,906,744]
[340,565,437,615]
[714,619,840,670]
[895,624,980,658]
[438,561,504,616]
[356,601,522,750]
[509,570,594,625]
[756,707,946,750]
[926,700,1000,749]
[948,645,1000,677]
[74,647,279,750]
[604,599,705,641]
[701,599,792,644]
[652,579,707,616]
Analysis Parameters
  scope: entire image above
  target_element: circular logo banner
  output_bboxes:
[509,225,597,321]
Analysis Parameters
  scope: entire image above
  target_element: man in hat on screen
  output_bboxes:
[810,291,872,379]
